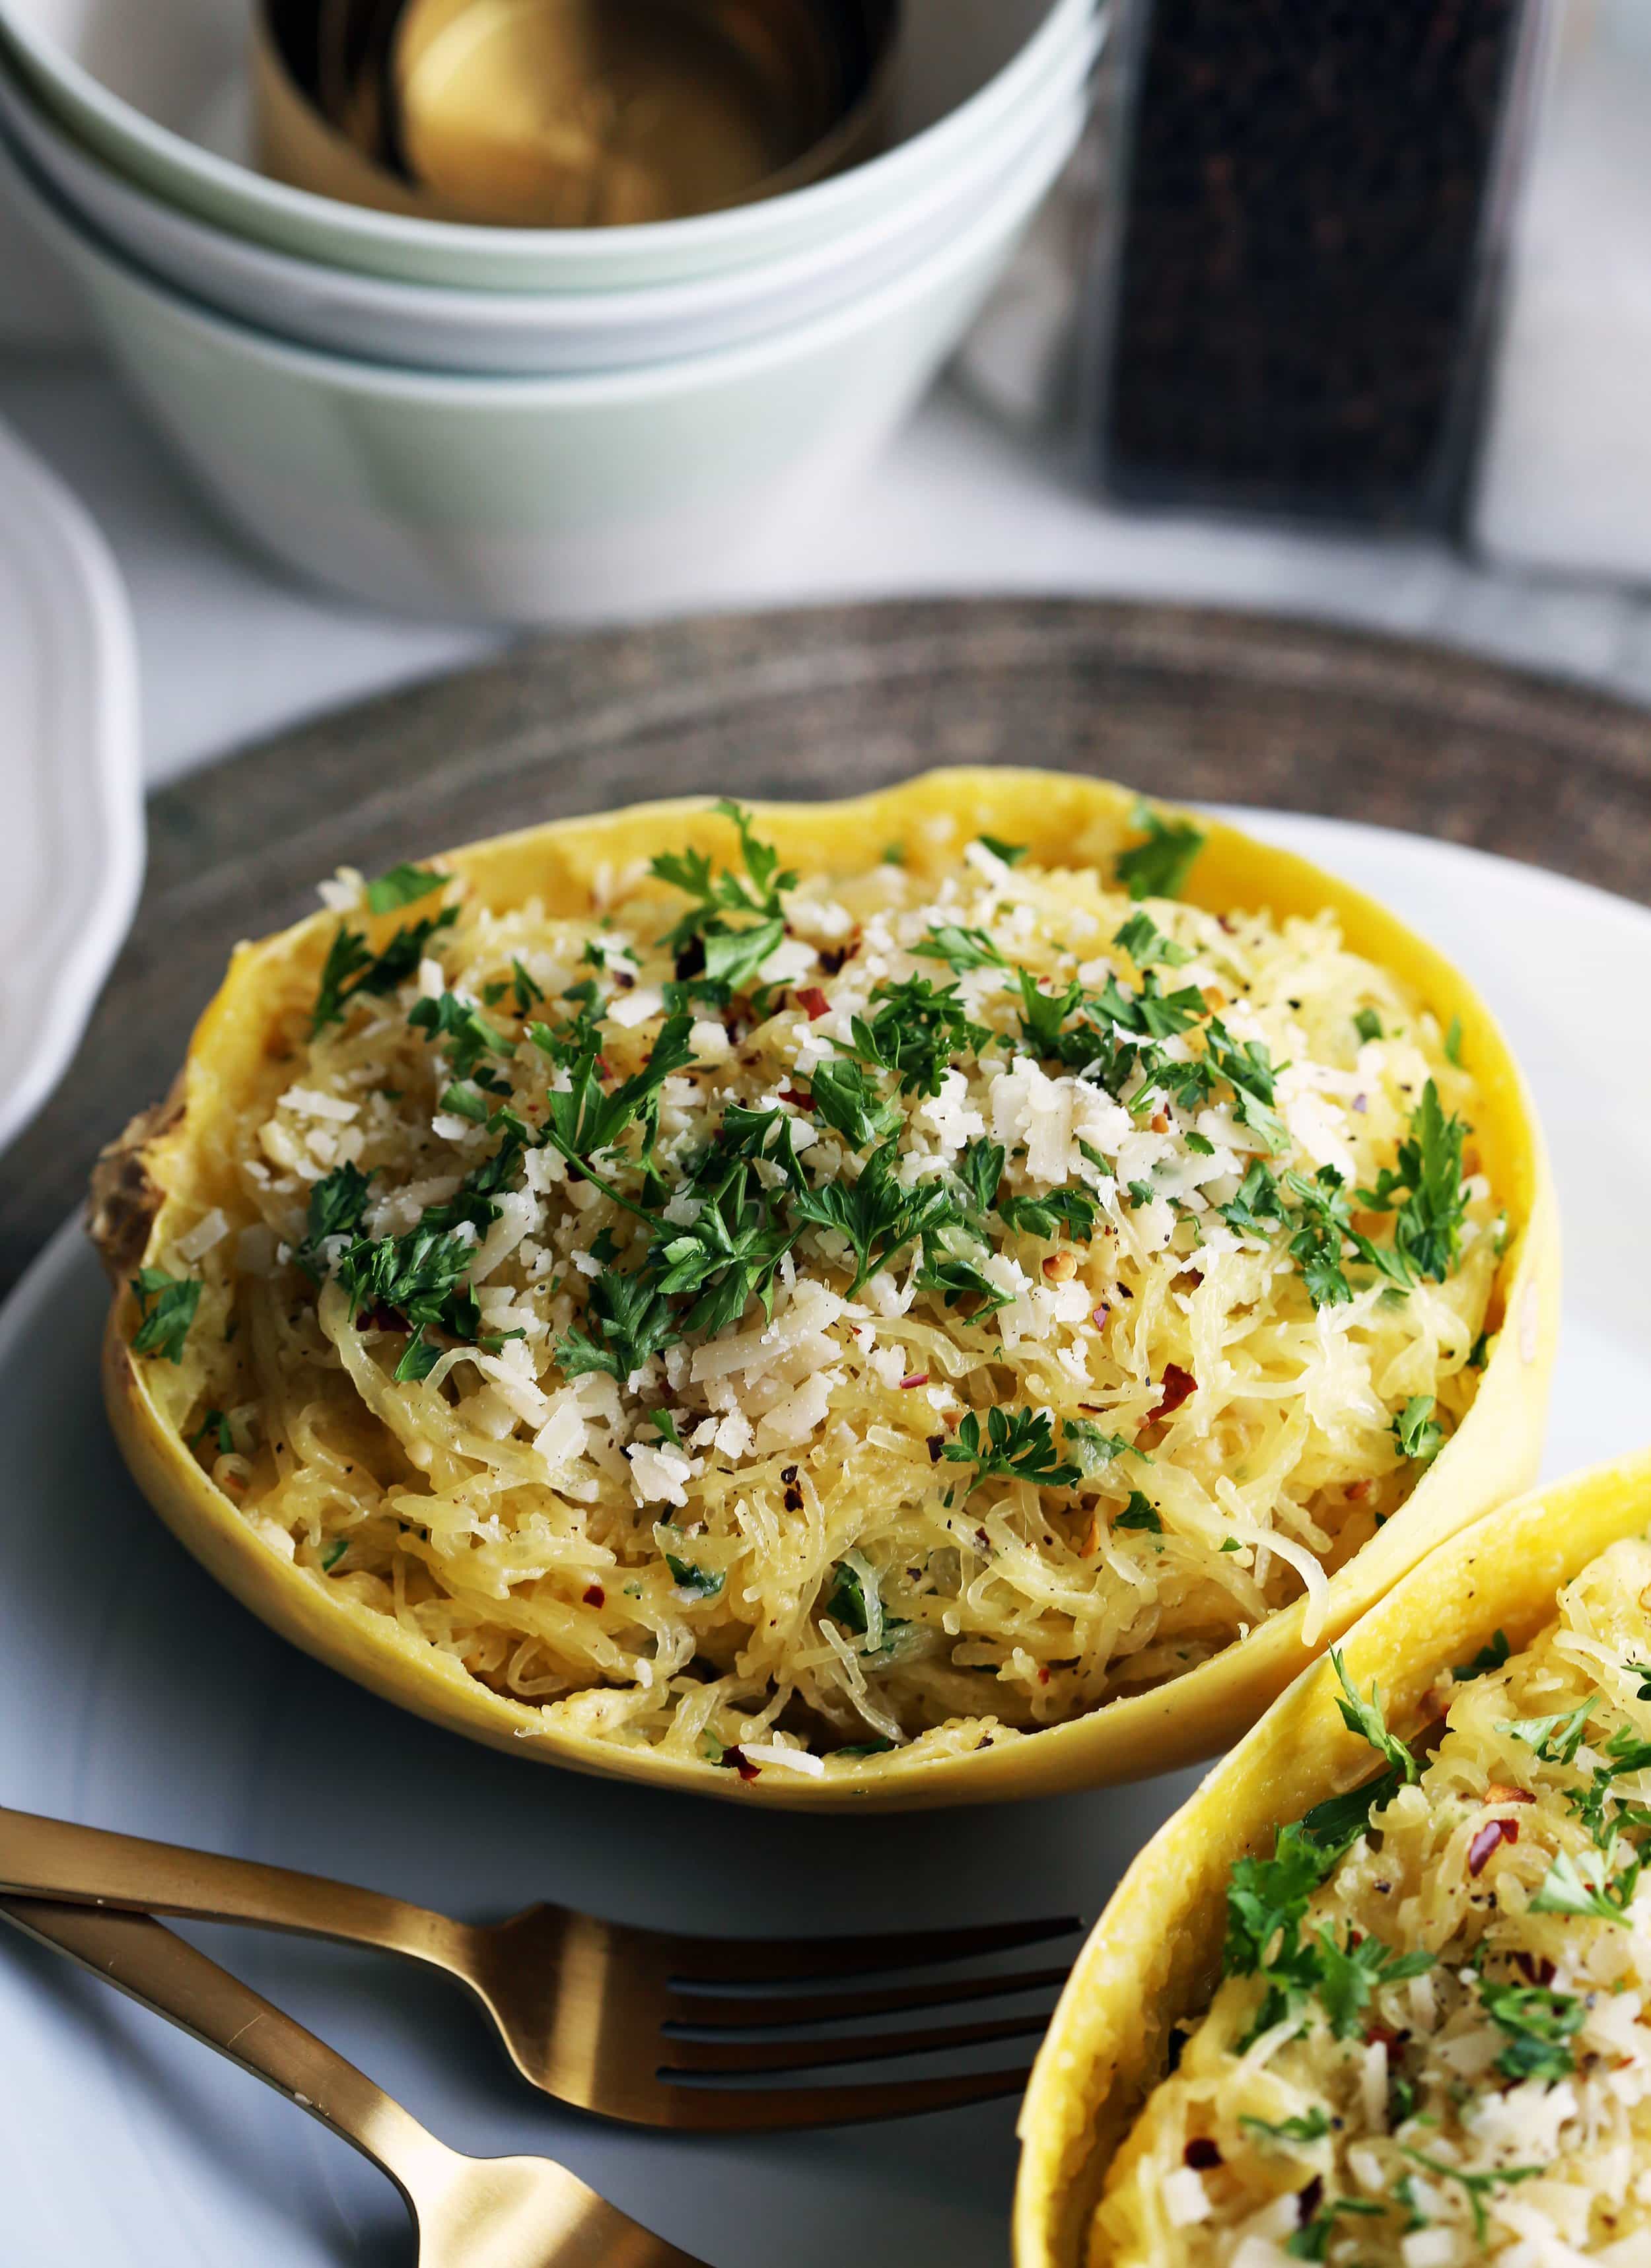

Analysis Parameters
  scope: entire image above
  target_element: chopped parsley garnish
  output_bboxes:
[996,1185,1099,1241]
[790,1140,954,1297]
[977,834,1028,865]
[1114,1492,1162,1533]
[295,1160,374,1277]
[190,1408,233,1455]
[1063,1418,1133,1472]
[1358,1080,1469,1284]
[1501,1698,1596,1765]
[1312,1923,1434,2039]
[320,1538,349,1571]
[702,916,783,992]
[408,989,509,1081]
[1395,2150,1543,2245]
[557,1269,678,1382]
[1530,1841,1641,1927]
[808,1057,902,1148]
[1115,798,1206,902]
[914,924,1007,974]
[365,862,443,914]
[336,1222,477,1337]
[1478,1974,1584,2084]
[1112,910,1194,969]
[847,976,990,1098]
[130,1268,201,1363]
[310,905,458,1035]
[658,1527,725,1601]
[825,1552,907,1655]
[649,798,797,954]
[650,1160,795,1336]
[540,1014,695,1183]
[1330,1648,1421,1783]
[1204,1020,1287,1151]
[1453,1630,1510,1681]
[1239,2106,1331,2146]
[1445,1014,1464,1066]
[940,1407,1082,1492]
[1285,2198,1386,2261]
[1353,1007,1383,1043]
[1391,1393,1446,1465]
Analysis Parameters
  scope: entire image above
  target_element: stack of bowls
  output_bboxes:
[0,0,1102,621]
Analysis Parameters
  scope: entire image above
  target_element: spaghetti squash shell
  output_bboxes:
[1012,1448,1651,2268]
[92,769,1559,1809]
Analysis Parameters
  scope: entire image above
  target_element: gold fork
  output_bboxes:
[3,1894,709,2268]
[0,1804,1078,2129]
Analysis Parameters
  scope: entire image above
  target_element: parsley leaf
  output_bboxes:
[1205,1019,1288,1152]
[1396,2150,1543,2245]
[1224,1821,1333,1991]
[1297,1770,1406,1863]
[1240,2107,1331,2146]
[1453,1630,1510,1681]
[914,924,1006,974]
[542,1014,696,1178]
[1358,1081,1469,1284]
[790,1140,956,1295]
[1115,798,1206,901]
[335,1223,476,1336]
[650,1160,795,1335]
[1113,910,1194,969]
[1312,1922,1434,2039]
[658,1524,726,1601]
[1220,1160,1288,1237]
[295,1160,375,1278]
[408,990,509,1081]
[1330,1648,1421,1782]
[365,863,443,914]
[977,833,1028,864]
[808,1058,902,1149]
[557,1270,678,1382]
[190,1407,234,1455]
[1113,1492,1162,1533]
[1286,2198,1388,2261]
[310,907,458,1035]
[954,1137,1006,1220]
[130,1268,200,1363]
[845,976,989,1099]
[1391,1393,1446,1464]
[703,916,784,992]
[649,801,796,952]
[996,1185,1100,1241]
[1478,1975,1584,2084]
[1530,1842,1640,1927]
[1501,1698,1596,1765]
[1353,1007,1383,1043]
[940,1407,1082,1491]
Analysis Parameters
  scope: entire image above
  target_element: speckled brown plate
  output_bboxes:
[6,593,1649,1291]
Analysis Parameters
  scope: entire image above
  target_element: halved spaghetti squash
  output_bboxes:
[1016,1451,1651,2268]
[90,771,1557,1804]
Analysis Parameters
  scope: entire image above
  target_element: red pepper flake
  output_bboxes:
[927,1435,945,1462]
[1092,1305,1111,1329]
[1468,1818,1518,1876]
[1296,2177,1323,2228]
[1037,1666,1051,1686]
[1364,2022,1405,2050]
[582,1583,606,1608]
[728,1748,761,1783]
[899,1372,929,1389]
[1155,1363,1197,1417]
[779,1087,812,1110]
[596,1057,614,1081]
[1183,2137,1222,2171]
[1513,1951,1557,1986]
[795,987,831,1020]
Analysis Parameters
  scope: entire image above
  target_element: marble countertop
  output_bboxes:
[7,351,1651,790]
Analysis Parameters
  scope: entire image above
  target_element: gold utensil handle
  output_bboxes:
[0,1896,452,2205]
[0,1804,478,1973]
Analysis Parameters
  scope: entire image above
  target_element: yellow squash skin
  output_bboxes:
[96,769,1560,1810]
[1012,1448,1651,2268]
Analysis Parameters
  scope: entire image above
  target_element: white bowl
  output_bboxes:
[0,95,1082,623]
[0,22,1098,374]
[0,0,1099,290]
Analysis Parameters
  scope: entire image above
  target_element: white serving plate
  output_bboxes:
[0,21,1097,376]
[0,92,1084,623]
[0,810,1647,2266]
[0,415,141,1153]
[0,0,1100,291]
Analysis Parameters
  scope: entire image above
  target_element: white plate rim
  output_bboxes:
[0,415,142,1155]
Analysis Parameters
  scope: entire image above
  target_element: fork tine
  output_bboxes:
[662,2008,1049,2077]
[664,1959,1072,2031]
[664,1912,1081,1985]
[654,2066,1034,2131]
